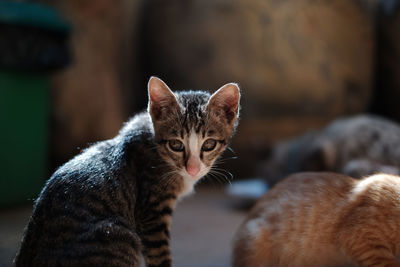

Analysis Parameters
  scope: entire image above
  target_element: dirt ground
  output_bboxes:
[0,185,248,267]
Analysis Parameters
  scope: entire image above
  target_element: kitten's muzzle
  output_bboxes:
[186,155,200,177]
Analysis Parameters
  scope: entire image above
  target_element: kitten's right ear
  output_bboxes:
[208,83,241,125]
[147,76,179,120]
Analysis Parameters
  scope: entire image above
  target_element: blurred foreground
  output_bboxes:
[0,185,246,267]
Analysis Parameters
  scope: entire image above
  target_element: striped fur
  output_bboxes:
[14,77,240,267]
[233,172,400,267]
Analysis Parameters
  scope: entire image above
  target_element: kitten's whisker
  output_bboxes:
[164,172,181,189]
[214,156,238,164]
[207,168,233,186]
[225,156,239,160]
[206,172,226,186]
[202,173,221,188]
[210,171,233,185]
[210,167,234,181]
[227,146,236,155]
[212,171,232,186]
[158,170,179,187]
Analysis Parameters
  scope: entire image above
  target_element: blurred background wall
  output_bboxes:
[3,0,400,198]
[136,0,378,179]
[33,0,140,169]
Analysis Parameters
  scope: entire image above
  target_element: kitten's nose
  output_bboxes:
[186,155,200,177]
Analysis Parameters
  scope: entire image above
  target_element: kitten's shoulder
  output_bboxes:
[118,112,154,139]
[48,112,154,187]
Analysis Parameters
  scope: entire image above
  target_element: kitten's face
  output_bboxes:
[147,77,240,190]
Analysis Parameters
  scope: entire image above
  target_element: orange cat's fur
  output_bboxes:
[232,172,400,267]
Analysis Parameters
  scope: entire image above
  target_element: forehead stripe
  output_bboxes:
[189,131,199,156]
[195,122,204,133]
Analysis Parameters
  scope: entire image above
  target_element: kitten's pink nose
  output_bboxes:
[186,155,200,177]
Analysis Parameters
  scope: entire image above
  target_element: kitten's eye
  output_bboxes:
[202,139,217,152]
[168,139,184,152]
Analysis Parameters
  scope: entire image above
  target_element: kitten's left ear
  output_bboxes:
[148,76,180,121]
[208,83,241,124]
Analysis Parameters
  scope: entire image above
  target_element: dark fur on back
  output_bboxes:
[15,113,167,266]
[14,79,240,267]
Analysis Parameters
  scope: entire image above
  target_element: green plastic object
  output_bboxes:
[0,1,70,33]
[0,71,48,206]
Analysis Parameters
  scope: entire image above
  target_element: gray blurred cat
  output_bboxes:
[14,77,240,267]
[261,115,400,186]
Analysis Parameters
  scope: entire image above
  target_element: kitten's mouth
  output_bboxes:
[181,168,208,181]
[186,167,200,177]
[186,172,202,180]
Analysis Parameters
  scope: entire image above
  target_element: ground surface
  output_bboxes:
[0,185,247,267]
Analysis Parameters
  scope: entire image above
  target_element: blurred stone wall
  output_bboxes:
[137,0,377,177]
[35,0,400,178]
[34,0,140,168]
[138,0,376,141]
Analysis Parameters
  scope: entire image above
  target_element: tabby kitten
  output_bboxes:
[233,172,400,267]
[14,77,240,267]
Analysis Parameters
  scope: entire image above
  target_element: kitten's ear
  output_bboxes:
[208,83,241,124]
[147,76,179,120]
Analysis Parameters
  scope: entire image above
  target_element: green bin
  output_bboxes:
[0,72,49,205]
[0,1,70,206]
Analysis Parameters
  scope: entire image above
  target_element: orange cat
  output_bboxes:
[232,172,400,267]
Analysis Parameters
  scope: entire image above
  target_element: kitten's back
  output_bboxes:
[233,172,400,267]
[14,137,142,266]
